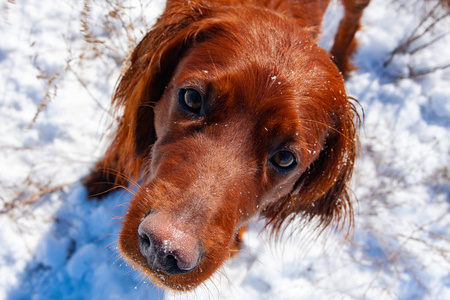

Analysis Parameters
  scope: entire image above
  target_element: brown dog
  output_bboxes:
[84,0,369,291]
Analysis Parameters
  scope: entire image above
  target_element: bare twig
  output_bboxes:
[402,62,450,78]
[22,183,71,206]
[0,181,72,215]
[408,32,449,55]
[27,53,61,129]
[384,1,450,67]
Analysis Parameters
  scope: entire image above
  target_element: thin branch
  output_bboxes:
[401,62,450,78]
[384,2,449,67]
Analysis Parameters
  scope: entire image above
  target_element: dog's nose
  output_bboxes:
[137,213,203,275]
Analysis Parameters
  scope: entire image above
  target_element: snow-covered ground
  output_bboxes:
[1,0,449,299]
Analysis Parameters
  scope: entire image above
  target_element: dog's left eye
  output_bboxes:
[271,150,297,171]
[179,88,203,114]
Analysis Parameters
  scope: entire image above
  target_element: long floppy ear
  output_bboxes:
[103,2,214,179]
[263,99,359,235]
[296,103,358,230]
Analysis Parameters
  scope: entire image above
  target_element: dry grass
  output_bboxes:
[384,0,450,77]
[1,0,150,213]
[353,131,450,297]
[28,0,151,127]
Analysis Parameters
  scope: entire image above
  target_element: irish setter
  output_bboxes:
[84,0,369,291]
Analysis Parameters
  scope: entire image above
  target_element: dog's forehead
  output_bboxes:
[174,38,342,134]
[177,38,339,115]
[176,22,341,102]
[177,49,302,120]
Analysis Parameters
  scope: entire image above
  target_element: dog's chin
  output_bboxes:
[118,247,229,291]
[138,262,219,291]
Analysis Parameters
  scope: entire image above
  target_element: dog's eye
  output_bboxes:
[271,150,297,171]
[179,88,203,114]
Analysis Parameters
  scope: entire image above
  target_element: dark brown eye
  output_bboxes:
[179,88,202,114]
[271,150,297,171]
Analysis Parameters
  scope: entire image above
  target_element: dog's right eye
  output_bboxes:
[179,88,203,115]
[270,150,297,172]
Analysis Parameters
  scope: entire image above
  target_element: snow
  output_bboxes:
[1,0,449,299]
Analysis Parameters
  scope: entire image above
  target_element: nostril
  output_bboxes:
[137,227,153,258]
[162,253,189,274]
[137,232,150,252]
[164,254,178,268]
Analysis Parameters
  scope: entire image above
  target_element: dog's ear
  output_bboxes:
[295,107,358,230]
[264,99,358,235]
[107,2,215,178]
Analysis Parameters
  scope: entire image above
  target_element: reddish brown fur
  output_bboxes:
[84,0,368,291]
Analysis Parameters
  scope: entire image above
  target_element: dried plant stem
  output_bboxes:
[384,1,449,67]
[401,62,450,78]
[0,182,71,215]
[22,183,70,206]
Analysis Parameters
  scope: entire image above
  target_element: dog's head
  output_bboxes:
[113,3,357,291]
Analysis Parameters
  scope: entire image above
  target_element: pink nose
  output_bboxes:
[137,212,203,275]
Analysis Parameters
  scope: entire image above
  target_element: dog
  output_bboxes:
[84,0,369,291]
